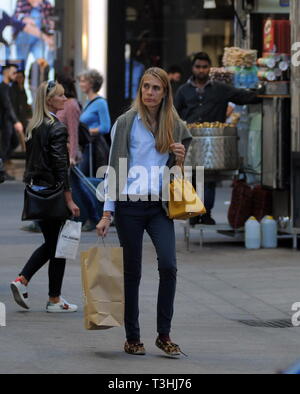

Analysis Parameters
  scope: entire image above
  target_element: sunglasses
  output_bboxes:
[46,80,56,95]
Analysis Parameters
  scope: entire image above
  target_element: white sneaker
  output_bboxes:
[11,279,30,310]
[46,297,78,313]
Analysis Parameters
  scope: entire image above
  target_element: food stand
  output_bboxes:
[183,0,295,250]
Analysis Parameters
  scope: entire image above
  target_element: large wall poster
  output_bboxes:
[0,0,56,102]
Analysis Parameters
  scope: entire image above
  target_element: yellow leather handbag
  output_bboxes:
[168,167,206,220]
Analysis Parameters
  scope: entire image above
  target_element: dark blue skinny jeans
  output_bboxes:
[114,201,177,342]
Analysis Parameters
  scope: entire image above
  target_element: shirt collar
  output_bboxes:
[49,112,58,120]
[188,76,212,89]
[137,113,142,121]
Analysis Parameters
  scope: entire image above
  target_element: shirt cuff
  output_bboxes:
[103,200,115,213]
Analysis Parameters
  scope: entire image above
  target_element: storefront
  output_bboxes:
[108,0,235,120]
[2,0,299,240]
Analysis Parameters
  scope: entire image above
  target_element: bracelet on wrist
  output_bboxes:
[101,216,112,222]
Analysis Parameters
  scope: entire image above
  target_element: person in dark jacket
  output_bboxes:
[175,52,261,225]
[10,71,32,134]
[10,81,80,313]
[0,64,24,180]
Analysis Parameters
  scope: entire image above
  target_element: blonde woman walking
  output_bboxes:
[97,68,192,356]
[11,81,80,313]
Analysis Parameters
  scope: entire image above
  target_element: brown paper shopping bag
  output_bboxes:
[81,245,124,330]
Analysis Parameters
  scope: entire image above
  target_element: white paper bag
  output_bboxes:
[55,220,82,260]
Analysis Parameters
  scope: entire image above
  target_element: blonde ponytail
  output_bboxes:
[26,82,64,141]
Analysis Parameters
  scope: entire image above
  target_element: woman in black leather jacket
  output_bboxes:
[11,81,80,313]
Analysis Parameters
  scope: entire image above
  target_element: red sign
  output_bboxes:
[263,19,276,53]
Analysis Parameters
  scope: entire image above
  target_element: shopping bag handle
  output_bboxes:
[97,235,120,248]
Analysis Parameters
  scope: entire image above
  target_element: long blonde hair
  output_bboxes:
[26,81,64,141]
[132,67,179,154]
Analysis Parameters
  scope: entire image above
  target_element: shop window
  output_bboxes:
[124,0,234,101]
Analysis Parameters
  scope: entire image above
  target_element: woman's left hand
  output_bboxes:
[170,143,185,164]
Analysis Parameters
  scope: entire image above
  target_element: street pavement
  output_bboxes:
[1,181,300,374]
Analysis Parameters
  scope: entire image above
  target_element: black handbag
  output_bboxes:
[78,121,92,150]
[22,183,71,221]
[92,133,110,170]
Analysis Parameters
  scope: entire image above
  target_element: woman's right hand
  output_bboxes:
[64,192,80,217]
[96,218,111,238]
[70,158,77,167]
[67,200,80,217]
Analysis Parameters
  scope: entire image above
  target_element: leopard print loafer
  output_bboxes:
[155,337,187,357]
[124,341,146,355]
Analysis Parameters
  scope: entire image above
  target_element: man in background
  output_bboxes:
[11,70,32,135]
[0,64,24,180]
[175,52,260,225]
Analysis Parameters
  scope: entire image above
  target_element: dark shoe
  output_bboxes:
[189,216,200,226]
[155,337,186,357]
[124,341,146,355]
[200,213,216,225]
[20,222,41,233]
[82,220,96,232]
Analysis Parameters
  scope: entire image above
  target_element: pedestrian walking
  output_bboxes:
[11,81,80,313]
[10,70,31,153]
[0,64,24,180]
[97,67,192,357]
[56,75,81,167]
[56,75,100,227]
[78,69,111,231]
[10,70,32,135]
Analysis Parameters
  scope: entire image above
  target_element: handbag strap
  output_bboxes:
[82,97,102,114]
[174,162,185,178]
